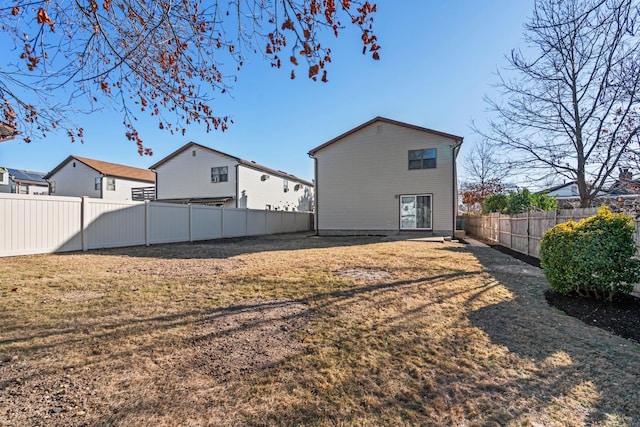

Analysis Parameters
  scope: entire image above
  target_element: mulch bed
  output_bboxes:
[489,243,640,344]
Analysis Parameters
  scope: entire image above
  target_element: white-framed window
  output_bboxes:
[19,184,28,194]
[283,179,289,192]
[408,148,437,170]
[400,194,432,230]
[211,166,228,183]
[95,177,101,190]
[106,177,116,191]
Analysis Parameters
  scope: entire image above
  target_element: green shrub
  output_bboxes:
[540,206,640,300]
[482,189,557,214]
[482,193,508,214]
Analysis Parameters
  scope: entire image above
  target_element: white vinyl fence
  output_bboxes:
[0,194,313,257]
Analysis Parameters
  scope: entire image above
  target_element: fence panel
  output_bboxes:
[223,209,248,238]
[0,194,82,256]
[85,199,146,249]
[191,205,223,241]
[148,202,190,244]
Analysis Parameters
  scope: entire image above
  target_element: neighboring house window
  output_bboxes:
[0,172,3,182]
[211,166,228,183]
[95,177,101,190]
[106,177,116,191]
[49,181,56,194]
[19,184,28,194]
[265,204,272,210]
[10,184,16,193]
[283,179,289,192]
[408,148,437,169]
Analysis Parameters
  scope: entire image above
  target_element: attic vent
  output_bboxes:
[376,124,383,134]
[73,162,76,167]
[192,150,196,156]
[261,174,270,181]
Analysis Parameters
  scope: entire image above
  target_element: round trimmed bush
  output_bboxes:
[540,206,640,300]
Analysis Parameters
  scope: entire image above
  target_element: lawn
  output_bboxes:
[1,233,639,426]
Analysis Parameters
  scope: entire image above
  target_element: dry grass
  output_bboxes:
[1,233,639,426]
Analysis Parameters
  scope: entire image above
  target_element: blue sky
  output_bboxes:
[0,1,534,183]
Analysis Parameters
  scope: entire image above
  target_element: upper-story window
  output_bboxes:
[95,177,101,190]
[49,181,56,194]
[211,166,228,183]
[283,179,289,192]
[408,148,437,170]
[106,177,116,191]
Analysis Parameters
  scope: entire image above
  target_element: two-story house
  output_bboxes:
[45,155,156,200]
[308,117,463,236]
[149,142,314,211]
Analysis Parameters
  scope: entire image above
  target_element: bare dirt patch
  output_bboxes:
[192,298,311,379]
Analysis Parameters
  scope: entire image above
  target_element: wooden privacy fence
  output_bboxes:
[464,208,640,258]
[0,194,313,257]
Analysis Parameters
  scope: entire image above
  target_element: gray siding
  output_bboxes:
[314,121,457,235]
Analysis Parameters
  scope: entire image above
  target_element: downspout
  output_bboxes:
[451,139,463,237]
[235,164,239,208]
[308,153,319,235]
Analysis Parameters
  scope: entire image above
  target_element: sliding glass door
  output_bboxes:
[400,195,432,230]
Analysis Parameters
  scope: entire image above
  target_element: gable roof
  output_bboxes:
[538,181,577,194]
[45,155,155,183]
[308,116,464,156]
[149,141,314,187]
[5,168,48,185]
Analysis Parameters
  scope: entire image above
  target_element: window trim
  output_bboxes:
[408,148,437,170]
[106,177,116,191]
[211,166,229,183]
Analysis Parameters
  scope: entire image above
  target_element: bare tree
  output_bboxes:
[0,1,380,154]
[460,139,509,212]
[463,139,510,186]
[483,0,640,207]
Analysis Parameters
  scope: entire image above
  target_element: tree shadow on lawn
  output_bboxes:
[463,245,640,426]
[84,233,388,260]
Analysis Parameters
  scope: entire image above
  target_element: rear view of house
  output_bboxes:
[308,117,463,236]
[45,156,155,200]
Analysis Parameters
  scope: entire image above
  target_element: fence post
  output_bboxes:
[188,203,193,242]
[81,196,88,252]
[145,200,150,246]
[526,210,530,256]
[509,213,513,250]
[245,208,249,235]
[220,206,224,238]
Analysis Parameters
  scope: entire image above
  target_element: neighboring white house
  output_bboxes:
[45,156,156,200]
[0,168,49,195]
[538,181,581,199]
[308,117,463,236]
[149,142,314,211]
